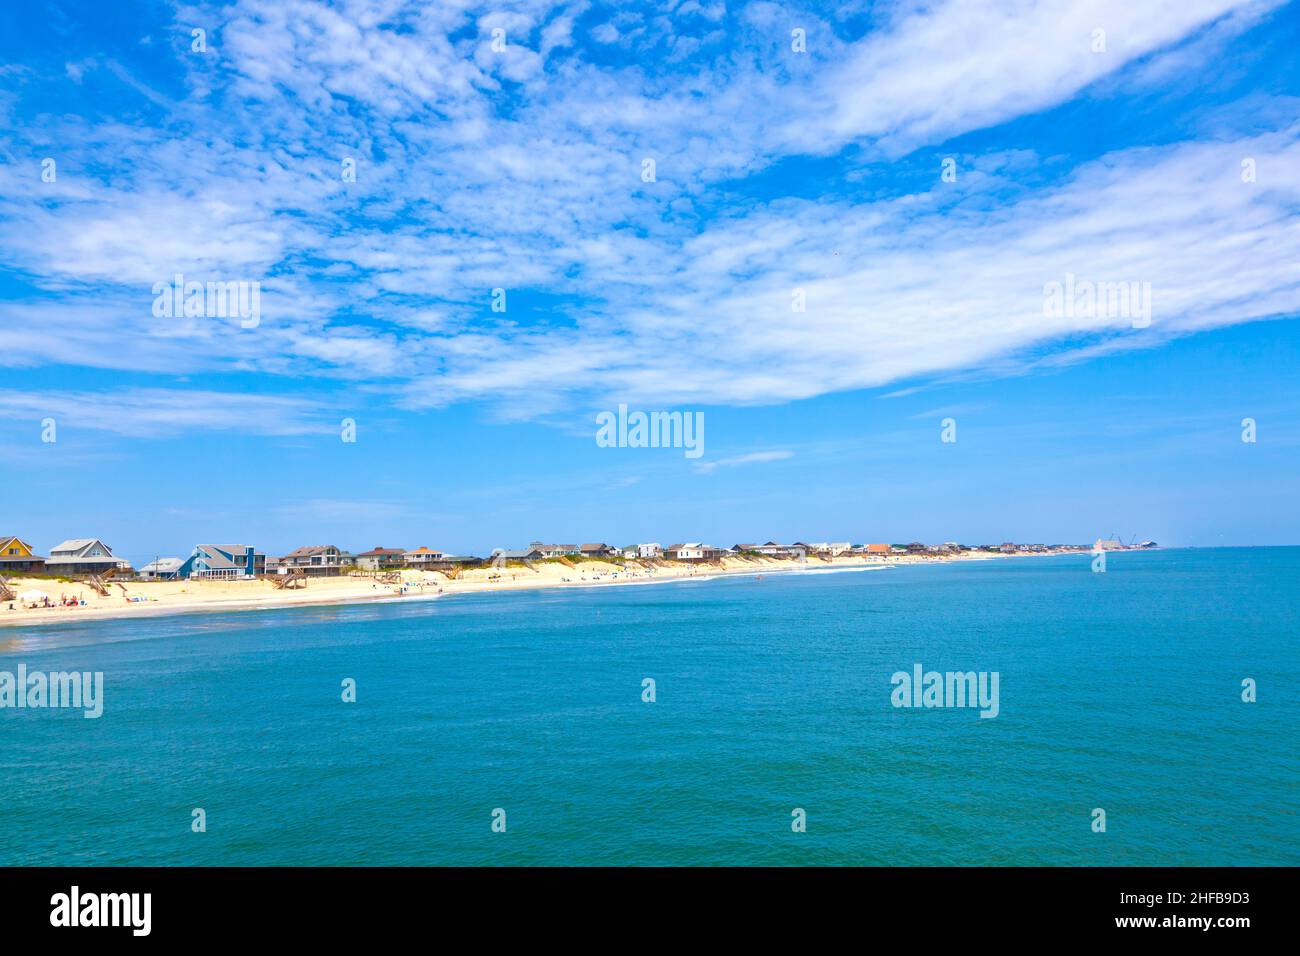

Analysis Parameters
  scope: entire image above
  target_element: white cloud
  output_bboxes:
[696,450,794,473]
[273,498,411,521]
[1,0,1295,431]
[800,0,1275,154]
[0,388,333,438]
[400,129,1300,410]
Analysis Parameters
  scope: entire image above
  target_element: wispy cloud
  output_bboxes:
[695,450,794,473]
[801,0,1276,154]
[0,0,1295,432]
[272,499,412,522]
[0,388,333,438]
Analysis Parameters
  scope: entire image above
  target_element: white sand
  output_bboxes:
[0,550,1067,629]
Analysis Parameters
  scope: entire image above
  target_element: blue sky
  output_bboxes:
[2,0,1299,565]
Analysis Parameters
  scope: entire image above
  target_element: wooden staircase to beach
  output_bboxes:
[0,576,14,602]
[79,573,112,597]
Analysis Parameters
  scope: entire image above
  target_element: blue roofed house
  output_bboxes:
[178,544,265,579]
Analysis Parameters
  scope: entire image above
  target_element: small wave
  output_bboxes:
[785,564,890,575]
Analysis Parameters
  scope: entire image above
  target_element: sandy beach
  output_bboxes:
[0,550,1069,629]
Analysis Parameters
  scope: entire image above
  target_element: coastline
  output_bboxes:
[0,549,1079,631]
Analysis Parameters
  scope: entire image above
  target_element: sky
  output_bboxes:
[1,0,1298,566]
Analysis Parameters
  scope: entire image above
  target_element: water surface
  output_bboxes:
[2,548,1295,865]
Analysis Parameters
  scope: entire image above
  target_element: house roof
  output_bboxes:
[50,538,114,556]
[192,545,257,569]
[282,545,339,558]
[579,543,610,551]
[0,536,40,558]
[140,558,183,572]
[404,546,442,555]
[356,547,405,557]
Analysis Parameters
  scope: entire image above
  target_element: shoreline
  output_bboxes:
[0,550,1083,631]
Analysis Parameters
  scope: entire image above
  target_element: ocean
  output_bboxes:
[1,548,1296,866]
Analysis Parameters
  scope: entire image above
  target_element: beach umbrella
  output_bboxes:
[18,589,50,602]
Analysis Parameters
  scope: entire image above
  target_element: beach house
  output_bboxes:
[799,541,852,557]
[529,542,580,558]
[866,543,891,554]
[138,557,184,580]
[46,538,127,576]
[492,548,544,564]
[0,536,45,575]
[281,545,352,576]
[751,541,806,559]
[579,543,617,558]
[436,554,486,568]
[664,543,727,561]
[178,544,265,579]
[821,542,853,556]
[355,547,406,571]
[633,543,662,559]
[403,547,445,569]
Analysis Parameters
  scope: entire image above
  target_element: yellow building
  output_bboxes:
[0,536,46,574]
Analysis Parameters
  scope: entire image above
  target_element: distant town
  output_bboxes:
[1,536,1158,583]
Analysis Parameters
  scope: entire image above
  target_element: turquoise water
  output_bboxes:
[1,548,1296,866]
